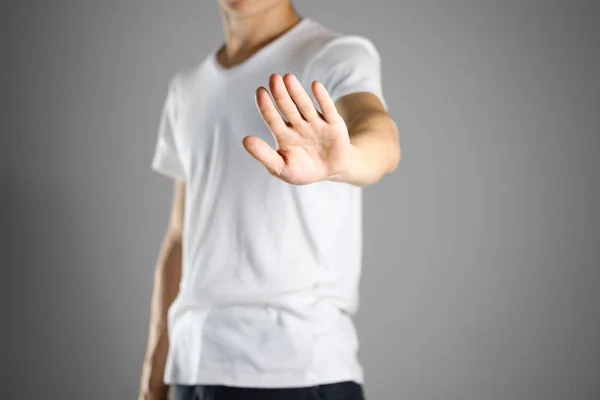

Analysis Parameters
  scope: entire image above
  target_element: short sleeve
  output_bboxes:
[306,35,387,110]
[151,76,186,181]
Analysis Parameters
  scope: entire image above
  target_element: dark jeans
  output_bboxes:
[173,381,365,400]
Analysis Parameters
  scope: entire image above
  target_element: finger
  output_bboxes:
[269,74,304,125]
[311,80,339,123]
[283,73,319,122]
[255,86,290,137]
[242,136,286,177]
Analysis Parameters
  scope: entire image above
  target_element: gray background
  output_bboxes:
[4,0,599,399]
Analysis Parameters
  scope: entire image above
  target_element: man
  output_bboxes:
[139,0,400,399]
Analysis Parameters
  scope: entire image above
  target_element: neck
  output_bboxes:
[218,2,301,67]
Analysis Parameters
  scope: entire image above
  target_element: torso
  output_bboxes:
[163,18,366,387]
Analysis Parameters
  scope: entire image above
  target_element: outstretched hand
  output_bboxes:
[242,73,351,185]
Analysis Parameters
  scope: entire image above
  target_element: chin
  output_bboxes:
[218,0,287,17]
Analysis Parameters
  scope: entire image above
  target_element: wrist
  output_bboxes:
[326,144,359,183]
[139,384,168,400]
[140,367,168,397]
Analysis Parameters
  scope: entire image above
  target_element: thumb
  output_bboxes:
[242,136,286,177]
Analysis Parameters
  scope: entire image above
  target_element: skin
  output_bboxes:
[245,73,400,185]
[139,182,185,400]
[139,1,401,399]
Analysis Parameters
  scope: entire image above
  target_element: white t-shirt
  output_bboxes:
[151,18,387,388]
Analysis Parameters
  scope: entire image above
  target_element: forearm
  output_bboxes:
[330,111,401,186]
[139,234,182,399]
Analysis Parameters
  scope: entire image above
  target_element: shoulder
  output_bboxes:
[161,53,215,106]
[300,21,382,77]
[301,19,379,52]
[309,35,381,70]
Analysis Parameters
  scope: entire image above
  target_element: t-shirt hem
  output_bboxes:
[331,87,388,110]
[164,368,364,388]
[151,159,186,181]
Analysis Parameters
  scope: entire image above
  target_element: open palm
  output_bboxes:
[242,73,351,185]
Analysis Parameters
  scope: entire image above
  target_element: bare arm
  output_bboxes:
[329,91,401,186]
[139,181,186,400]
[242,74,400,186]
